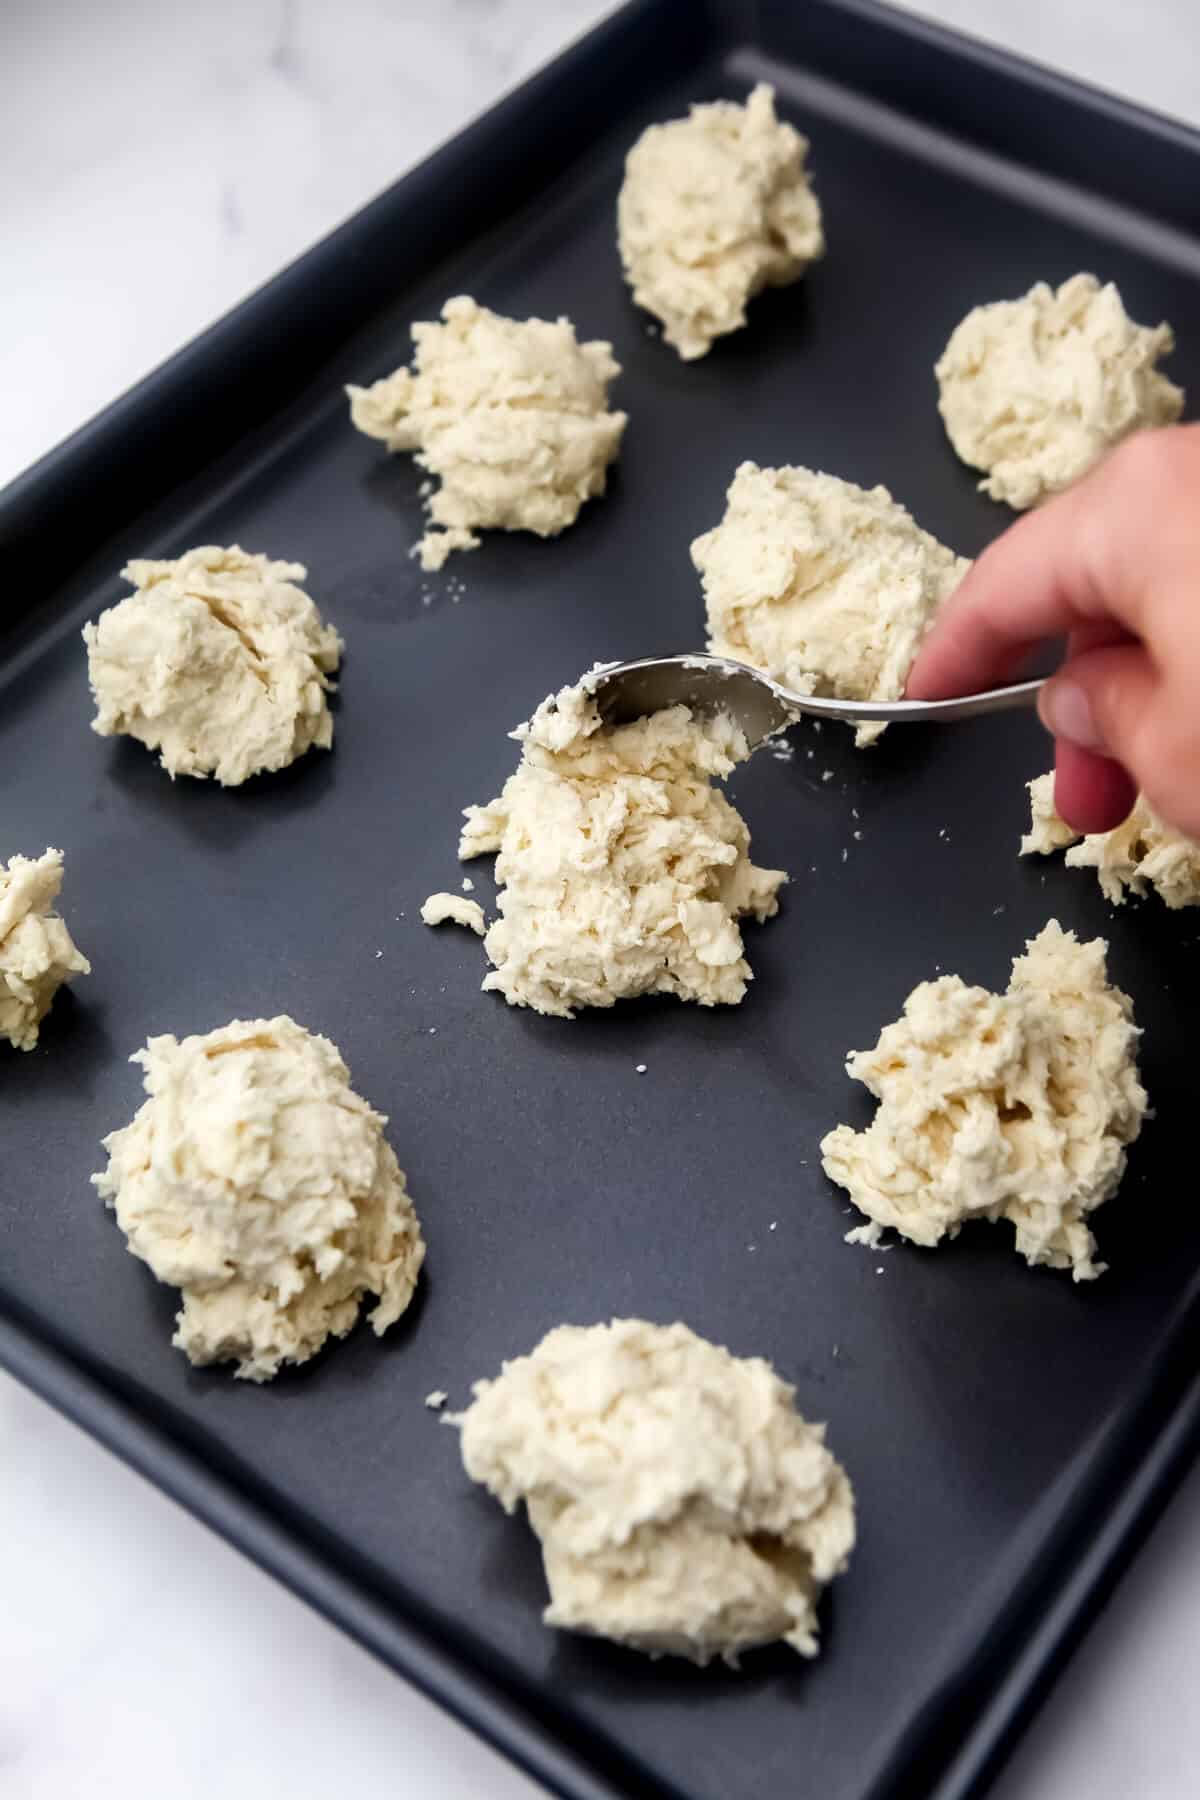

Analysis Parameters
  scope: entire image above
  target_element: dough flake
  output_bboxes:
[618,83,823,360]
[457,671,786,1017]
[455,1318,855,1665]
[83,546,342,786]
[693,462,968,746]
[0,849,90,1052]
[936,273,1184,509]
[1022,772,1200,909]
[347,296,626,570]
[420,892,486,935]
[94,1016,425,1380]
[821,921,1147,1280]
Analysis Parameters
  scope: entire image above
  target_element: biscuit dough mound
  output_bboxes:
[0,849,90,1052]
[83,546,342,786]
[692,463,968,746]
[618,82,823,360]
[1023,772,1200,909]
[347,296,627,571]
[457,673,786,1017]
[936,274,1184,509]
[821,922,1146,1279]
[94,1016,425,1381]
[456,1319,855,1665]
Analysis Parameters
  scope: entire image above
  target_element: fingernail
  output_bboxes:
[1040,680,1104,752]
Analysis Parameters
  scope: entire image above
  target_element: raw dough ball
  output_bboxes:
[821,921,1146,1279]
[456,672,786,1017]
[0,849,90,1052]
[347,295,626,571]
[936,274,1184,509]
[83,546,342,786]
[94,1016,425,1381]
[1023,771,1200,909]
[692,462,968,746]
[456,1319,855,1665]
[618,83,823,360]
[420,891,486,935]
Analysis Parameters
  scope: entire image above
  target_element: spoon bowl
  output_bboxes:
[586,654,1044,749]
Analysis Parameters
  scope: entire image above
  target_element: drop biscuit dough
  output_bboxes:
[0,849,90,1052]
[821,922,1146,1280]
[94,1016,425,1380]
[1023,772,1200,909]
[83,546,341,785]
[446,672,785,1017]
[693,462,968,746]
[618,83,823,360]
[347,296,626,570]
[455,1319,855,1665]
[936,274,1184,509]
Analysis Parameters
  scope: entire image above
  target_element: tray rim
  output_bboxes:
[5,3,1200,1798]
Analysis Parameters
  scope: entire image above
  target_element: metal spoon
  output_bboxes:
[586,654,1044,750]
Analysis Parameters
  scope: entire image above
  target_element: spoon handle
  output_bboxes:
[787,677,1045,725]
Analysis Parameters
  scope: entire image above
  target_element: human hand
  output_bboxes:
[906,424,1200,839]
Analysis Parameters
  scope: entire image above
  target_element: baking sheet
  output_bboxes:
[4,4,1200,1798]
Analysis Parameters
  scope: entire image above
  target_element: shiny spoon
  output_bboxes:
[585,654,1044,750]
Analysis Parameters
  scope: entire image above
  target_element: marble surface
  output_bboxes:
[3,2,1199,1796]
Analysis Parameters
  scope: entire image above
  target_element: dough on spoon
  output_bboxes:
[455,1318,855,1666]
[936,274,1184,509]
[347,295,627,571]
[0,849,90,1052]
[94,1016,425,1381]
[447,671,785,1017]
[1022,771,1200,909]
[83,545,342,785]
[618,82,823,360]
[692,462,968,745]
[821,921,1146,1279]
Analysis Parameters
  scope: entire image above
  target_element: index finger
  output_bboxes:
[905,447,1152,700]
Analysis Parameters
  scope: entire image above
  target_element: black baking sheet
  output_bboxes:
[4,4,1200,1798]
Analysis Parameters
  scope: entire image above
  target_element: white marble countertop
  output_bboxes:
[3,2,1199,1796]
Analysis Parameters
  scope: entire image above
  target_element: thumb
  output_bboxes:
[1038,643,1156,832]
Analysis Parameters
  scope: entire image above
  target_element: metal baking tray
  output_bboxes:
[4,3,1200,1796]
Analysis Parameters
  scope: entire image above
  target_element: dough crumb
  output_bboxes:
[424,1389,449,1411]
[94,1016,425,1380]
[821,921,1147,1279]
[693,463,968,746]
[1022,772,1200,909]
[0,849,90,1052]
[457,670,786,1016]
[348,295,626,568]
[455,1319,855,1664]
[618,83,823,360]
[460,876,475,893]
[635,1063,647,1074]
[936,273,1184,509]
[421,892,487,935]
[82,546,342,785]
[416,525,480,572]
